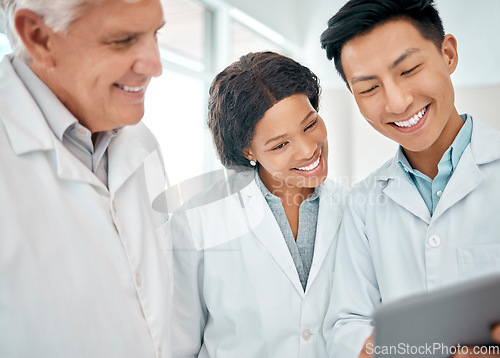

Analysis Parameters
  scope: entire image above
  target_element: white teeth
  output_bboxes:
[394,106,427,128]
[117,84,143,93]
[296,155,321,171]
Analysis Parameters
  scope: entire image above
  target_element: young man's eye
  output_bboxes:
[401,65,420,76]
[305,118,318,131]
[360,86,377,94]
[272,142,288,151]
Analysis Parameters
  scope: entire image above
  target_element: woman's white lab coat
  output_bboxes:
[170,170,345,358]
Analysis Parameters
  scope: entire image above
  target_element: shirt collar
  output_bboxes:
[12,58,77,141]
[253,169,320,202]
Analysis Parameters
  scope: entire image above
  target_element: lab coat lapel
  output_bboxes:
[305,182,343,292]
[240,181,305,297]
[107,125,150,196]
[0,57,104,188]
[381,156,431,224]
[431,119,500,221]
[431,146,483,221]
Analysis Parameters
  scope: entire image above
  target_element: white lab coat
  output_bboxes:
[170,170,346,358]
[0,56,171,358]
[324,118,500,357]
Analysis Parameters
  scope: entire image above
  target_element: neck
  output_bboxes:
[273,186,315,208]
[258,169,315,208]
[404,109,464,179]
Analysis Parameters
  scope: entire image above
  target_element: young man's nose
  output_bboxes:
[384,81,413,114]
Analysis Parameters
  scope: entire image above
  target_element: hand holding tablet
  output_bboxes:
[373,274,500,358]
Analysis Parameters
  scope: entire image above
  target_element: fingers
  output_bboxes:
[359,333,374,358]
[492,324,500,343]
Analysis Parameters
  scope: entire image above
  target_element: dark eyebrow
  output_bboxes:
[350,75,377,86]
[264,110,316,146]
[350,48,421,85]
[300,110,316,125]
[391,48,420,68]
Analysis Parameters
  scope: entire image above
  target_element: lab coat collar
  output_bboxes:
[240,180,305,296]
[0,56,103,188]
[376,118,500,222]
[376,153,431,223]
[240,177,342,297]
[431,119,498,220]
[306,180,344,294]
[107,124,150,195]
[0,56,152,193]
[469,119,500,165]
[0,56,55,155]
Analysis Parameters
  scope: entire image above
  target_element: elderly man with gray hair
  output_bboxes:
[0,0,171,357]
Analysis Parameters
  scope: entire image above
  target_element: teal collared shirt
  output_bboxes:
[398,114,472,215]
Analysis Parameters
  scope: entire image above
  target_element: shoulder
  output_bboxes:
[350,157,394,196]
[169,170,258,248]
[319,178,348,208]
[171,170,257,220]
[470,118,500,165]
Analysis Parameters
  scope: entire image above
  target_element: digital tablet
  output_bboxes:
[373,274,500,358]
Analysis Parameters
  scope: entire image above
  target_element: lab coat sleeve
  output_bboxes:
[170,208,208,358]
[323,193,380,358]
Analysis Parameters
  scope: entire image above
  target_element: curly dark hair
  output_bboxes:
[320,0,445,84]
[207,51,321,169]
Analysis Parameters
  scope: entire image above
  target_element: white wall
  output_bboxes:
[222,0,302,44]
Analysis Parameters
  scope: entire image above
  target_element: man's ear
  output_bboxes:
[14,9,55,67]
[441,34,458,75]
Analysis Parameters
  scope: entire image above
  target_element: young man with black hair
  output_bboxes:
[320,0,500,357]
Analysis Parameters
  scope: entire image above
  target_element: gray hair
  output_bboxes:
[0,0,142,61]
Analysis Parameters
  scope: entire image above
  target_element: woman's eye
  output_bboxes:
[305,118,318,131]
[272,142,288,151]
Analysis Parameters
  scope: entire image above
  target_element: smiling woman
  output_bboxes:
[170,51,346,358]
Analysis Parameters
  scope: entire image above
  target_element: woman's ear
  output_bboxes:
[242,147,254,162]
[14,9,56,67]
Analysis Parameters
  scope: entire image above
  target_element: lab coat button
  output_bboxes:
[428,235,441,248]
[302,329,312,341]
[77,128,87,136]
[436,190,443,197]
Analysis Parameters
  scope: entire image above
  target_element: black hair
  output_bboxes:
[320,0,445,84]
[207,51,321,169]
